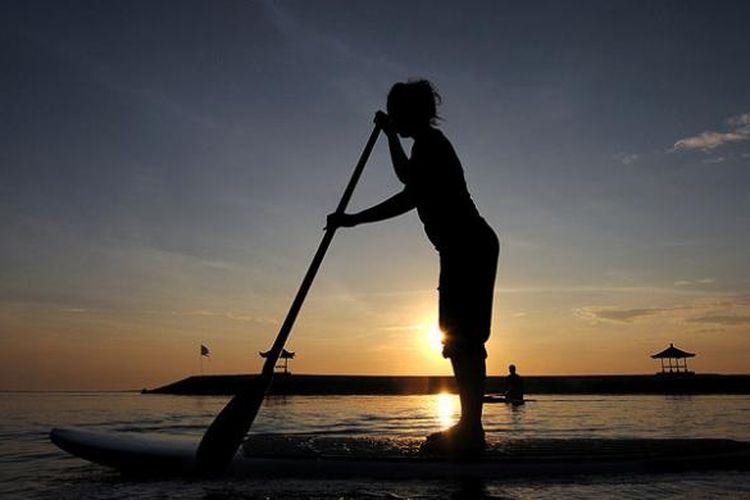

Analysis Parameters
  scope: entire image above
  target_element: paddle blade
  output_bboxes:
[195,377,267,473]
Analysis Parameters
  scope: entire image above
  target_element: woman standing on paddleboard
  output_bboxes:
[328,80,499,454]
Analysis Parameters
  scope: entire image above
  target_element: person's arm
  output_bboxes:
[327,189,416,229]
[386,133,411,184]
[375,111,411,184]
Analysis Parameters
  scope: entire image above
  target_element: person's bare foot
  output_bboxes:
[425,423,461,442]
[421,423,485,455]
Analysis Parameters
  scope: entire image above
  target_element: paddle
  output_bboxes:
[196,122,382,473]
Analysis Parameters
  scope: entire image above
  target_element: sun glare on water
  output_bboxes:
[436,392,458,430]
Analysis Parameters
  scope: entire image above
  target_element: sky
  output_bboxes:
[1,0,749,390]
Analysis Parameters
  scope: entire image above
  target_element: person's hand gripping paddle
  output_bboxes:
[195,121,382,473]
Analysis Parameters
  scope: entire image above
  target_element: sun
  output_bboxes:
[426,323,444,353]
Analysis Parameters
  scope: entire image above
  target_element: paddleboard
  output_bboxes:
[50,427,750,478]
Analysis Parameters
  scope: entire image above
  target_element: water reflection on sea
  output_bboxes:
[0,392,748,498]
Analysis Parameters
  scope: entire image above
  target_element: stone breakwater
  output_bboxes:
[143,373,750,396]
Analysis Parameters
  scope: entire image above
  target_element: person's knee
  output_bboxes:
[441,334,487,360]
[450,353,486,380]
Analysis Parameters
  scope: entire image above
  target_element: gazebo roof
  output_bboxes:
[651,343,695,359]
[259,349,295,359]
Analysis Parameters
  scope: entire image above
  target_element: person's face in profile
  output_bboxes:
[387,101,418,138]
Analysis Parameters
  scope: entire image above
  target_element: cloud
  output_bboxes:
[674,278,716,287]
[614,152,639,165]
[575,295,750,326]
[378,324,423,332]
[172,309,276,324]
[687,315,750,326]
[672,113,750,151]
[574,306,676,323]
[500,284,725,297]
[203,260,238,270]
[728,114,750,128]
[61,307,89,313]
[701,156,726,164]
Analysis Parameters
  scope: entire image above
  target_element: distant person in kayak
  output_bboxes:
[504,364,524,403]
[327,80,499,454]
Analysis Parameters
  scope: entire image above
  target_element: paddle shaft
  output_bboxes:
[197,123,381,472]
[259,124,381,378]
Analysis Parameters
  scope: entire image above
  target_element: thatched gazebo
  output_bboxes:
[651,343,695,374]
[259,348,295,374]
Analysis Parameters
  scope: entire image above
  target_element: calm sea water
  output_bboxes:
[1,392,749,499]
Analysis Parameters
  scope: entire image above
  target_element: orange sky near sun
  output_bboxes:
[2,284,747,390]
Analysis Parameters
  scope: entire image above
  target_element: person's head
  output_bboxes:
[386,79,441,137]
[508,364,516,375]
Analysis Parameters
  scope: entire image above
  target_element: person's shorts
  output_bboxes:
[438,226,499,359]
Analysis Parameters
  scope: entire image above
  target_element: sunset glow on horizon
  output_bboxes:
[2,1,749,390]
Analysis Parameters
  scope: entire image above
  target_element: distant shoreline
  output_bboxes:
[143,373,750,396]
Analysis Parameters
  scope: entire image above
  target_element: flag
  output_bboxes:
[200,344,210,357]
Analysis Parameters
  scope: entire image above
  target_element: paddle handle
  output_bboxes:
[260,123,381,376]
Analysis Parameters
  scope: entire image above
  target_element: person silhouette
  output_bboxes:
[504,364,524,404]
[327,80,499,454]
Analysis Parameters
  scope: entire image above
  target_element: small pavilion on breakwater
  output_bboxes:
[651,343,695,375]
[259,348,295,375]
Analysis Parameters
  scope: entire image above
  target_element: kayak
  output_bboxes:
[50,427,750,478]
[483,395,531,404]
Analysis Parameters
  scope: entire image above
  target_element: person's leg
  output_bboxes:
[451,352,486,434]
[422,348,486,453]
[443,229,497,434]
[424,340,465,441]
[423,233,496,453]
[450,356,468,426]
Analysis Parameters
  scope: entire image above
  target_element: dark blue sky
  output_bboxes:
[1,0,749,388]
